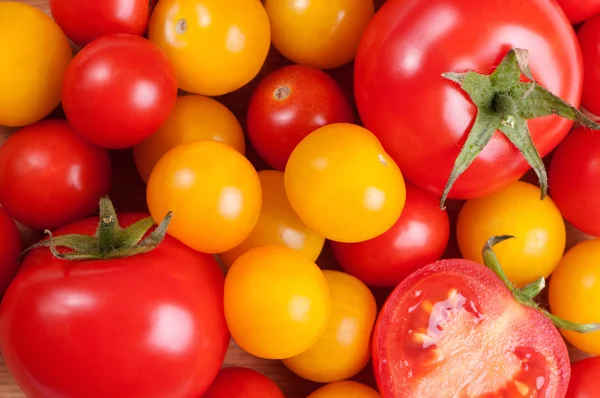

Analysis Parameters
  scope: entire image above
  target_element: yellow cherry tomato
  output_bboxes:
[146,140,261,254]
[285,123,406,243]
[220,170,325,267]
[308,381,381,398]
[148,0,271,96]
[549,239,600,355]
[264,0,374,69]
[457,181,565,287]
[0,2,72,127]
[133,95,245,183]
[282,270,376,383]
[224,245,330,359]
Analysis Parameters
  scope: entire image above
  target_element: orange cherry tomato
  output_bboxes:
[307,381,381,398]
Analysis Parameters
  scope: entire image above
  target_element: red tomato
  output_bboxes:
[0,120,111,231]
[555,0,600,24]
[373,258,570,397]
[203,367,285,398]
[49,0,155,46]
[566,357,600,398]
[0,212,230,398]
[355,0,582,200]
[0,208,21,296]
[578,14,600,117]
[247,65,354,171]
[549,127,600,237]
[62,34,178,149]
[330,184,450,287]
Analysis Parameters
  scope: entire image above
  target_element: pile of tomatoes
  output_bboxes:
[1,0,600,397]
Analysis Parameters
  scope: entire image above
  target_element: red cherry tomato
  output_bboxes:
[555,0,600,24]
[330,185,450,287]
[62,34,178,149]
[247,65,354,171]
[0,208,21,296]
[0,120,111,231]
[204,367,285,398]
[578,14,600,117]
[49,0,155,46]
[566,357,600,398]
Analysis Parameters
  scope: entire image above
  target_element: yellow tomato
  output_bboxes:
[457,181,566,287]
[148,0,270,96]
[549,239,600,355]
[264,0,374,69]
[308,381,381,398]
[224,245,330,359]
[133,95,245,183]
[282,270,376,383]
[220,170,325,267]
[285,123,406,243]
[0,2,72,127]
[146,140,261,254]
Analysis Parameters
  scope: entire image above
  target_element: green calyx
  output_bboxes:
[482,235,600,334]
[20,197,173,261]
[440,48,600,209]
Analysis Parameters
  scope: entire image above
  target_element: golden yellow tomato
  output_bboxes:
[0,2,72,127]
[133,95,245,183]
[148,0,270,96]
[220,170,325,267]
[282,270,376,383]
[224,245,330,359]
[264,0,374,69]
[285,123,406,243]
[457,181,566,287]
[308,381,381,398]
[146,140,261,254]
[549,239,600,355]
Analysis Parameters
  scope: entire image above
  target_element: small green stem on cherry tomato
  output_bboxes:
[518,277,546,301]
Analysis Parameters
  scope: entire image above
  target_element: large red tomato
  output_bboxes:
[0,207,21,296]
[203,367,284,398]
[62,34,178,149]
[0,120,111,231]
[566,357,600,398]
[555,0,600,24]
[355,0,582,202]
[577,14,600,117]
[0,210,230,398]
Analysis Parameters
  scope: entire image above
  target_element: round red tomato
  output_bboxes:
[373,258,570,397]
[549,127,600,237]
[0,120,111,231]
[556,0,600,24]
[0,211,230,398]
[62,34,177,149]
[566,357,600,398]
[578,14,600,117]
[49,0,155,46]
[355,0,582,201]
[247,65,354,171]
[203,367,284,398]
[330,184,450,287]
[0,207,21,296]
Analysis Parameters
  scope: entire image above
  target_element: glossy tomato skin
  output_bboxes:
[549,128,600,237]
[0,120,111,231]
[556,0,600,24]
[355,0,582,199]
[62,34,178,149]
[330,184,450,287]
[0,213,230,398]
[373,259,570,397]
[307,381,381,398]
[203,367,284,398]
[566,357,600,398]
[247,65,354,171]
[0,208,21,296]
[49,0,154,46]
[577,15,600,117]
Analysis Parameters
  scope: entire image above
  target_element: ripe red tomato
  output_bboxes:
[549,127,600,237]
[203,367,284,398]
[355,0,582,200]
[566,357,600,398]
[0,208,21,296]
[0,212,230,398]
[62,34,178,149]
[555,0,600,24]
[577,14,600,117]
[373,258,570,397]
[0,120,111,231]
[247,65,354,171]
[330,184,450,287]
[49,0,155,46]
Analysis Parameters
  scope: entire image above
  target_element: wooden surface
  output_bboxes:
[0,0,596,397]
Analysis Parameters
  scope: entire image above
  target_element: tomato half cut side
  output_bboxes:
[373,259,570,398]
